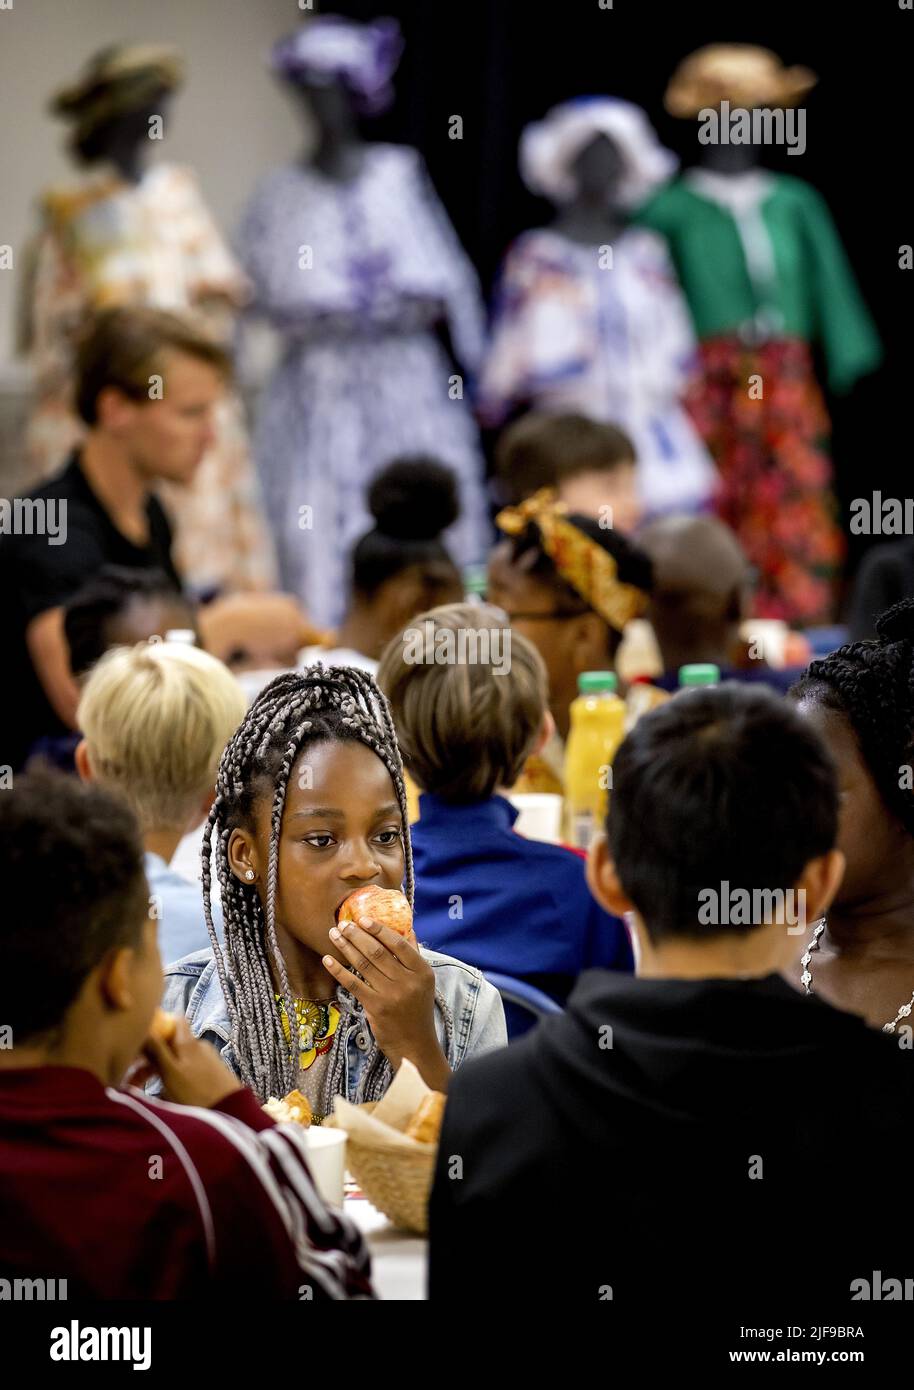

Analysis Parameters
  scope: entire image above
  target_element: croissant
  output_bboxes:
[405,1090,446,1145]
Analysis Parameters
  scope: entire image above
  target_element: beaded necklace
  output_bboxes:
[275,994,342,1069]
[801,920,914,1034]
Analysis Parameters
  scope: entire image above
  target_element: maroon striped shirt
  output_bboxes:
[0,1066,374,1299]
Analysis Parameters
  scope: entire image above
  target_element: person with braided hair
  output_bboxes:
[790,599,914,1032]
[156,665,505,1119]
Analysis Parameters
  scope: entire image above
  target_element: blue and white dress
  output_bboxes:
[237,144,490,624]
[478,226,717,517]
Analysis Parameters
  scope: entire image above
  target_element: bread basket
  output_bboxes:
[328,1062,441,1234]
[338,1102,435,1234]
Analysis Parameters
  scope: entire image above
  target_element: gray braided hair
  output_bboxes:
[200,664,447,1107]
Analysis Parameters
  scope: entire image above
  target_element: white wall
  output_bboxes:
[0,0,310,375]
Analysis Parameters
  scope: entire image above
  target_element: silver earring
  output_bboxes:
[245,869,255,881]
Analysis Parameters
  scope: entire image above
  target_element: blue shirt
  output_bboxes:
[410,794,633,1003]
[144,852,222,968]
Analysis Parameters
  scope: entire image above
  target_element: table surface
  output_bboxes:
[345,1197,427,1300]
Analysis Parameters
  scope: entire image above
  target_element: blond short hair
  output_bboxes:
[77,641,247,832]
[377,603,548,802]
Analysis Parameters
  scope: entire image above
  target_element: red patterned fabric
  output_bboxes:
[686,336,844,624]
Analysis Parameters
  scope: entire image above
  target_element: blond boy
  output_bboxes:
[76,640,246,963]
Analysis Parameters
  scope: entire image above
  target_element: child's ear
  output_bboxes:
[74,738,92,783]
[227,827,260,884]
[532,708,555,757]
[797,848,845,925]
[98,945,140,1013]
[586,833,632,917]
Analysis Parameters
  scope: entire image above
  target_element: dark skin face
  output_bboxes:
[376,562,464,649]
[488,541,615,741]
[229,740,405,987]
[339,560,463,661]
[791,699,914,1029]
[226,737,450,1088]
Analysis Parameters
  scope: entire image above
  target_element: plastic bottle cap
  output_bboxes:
[462,564,488,598]
[577,671,618,694]
[678,663,720,687]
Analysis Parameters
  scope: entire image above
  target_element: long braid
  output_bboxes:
[201,664,434,1104]
[792,599,914,836]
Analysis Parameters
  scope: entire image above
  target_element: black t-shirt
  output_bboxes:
[0,452,180,771]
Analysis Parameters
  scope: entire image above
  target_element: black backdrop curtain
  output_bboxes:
[321,0,913,586]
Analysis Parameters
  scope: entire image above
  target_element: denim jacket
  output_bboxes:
[152,946,507,1103]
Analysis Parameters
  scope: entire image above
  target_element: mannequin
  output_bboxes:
[237,17,489,626]
[24,44,277,594]
[478,98,716,520]
[551,133,628,246]
[637,45,881,623]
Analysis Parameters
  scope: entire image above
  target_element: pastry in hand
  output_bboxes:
[337,885,413,938]
[262,1089,313,1128]
[405,1090,446,1144]
[149,1008,177,1043]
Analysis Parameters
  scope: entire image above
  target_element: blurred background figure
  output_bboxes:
[20,43,277,593]
[300,457,464,675]
[65,565,197,680]
[196,590,325,704]
[494,410,642,532]
[26,565,196,773]
[639,44,881,625]
[236,16,489,626]
[488,487,654,792]
[478,97,716,519]
[847,539,914,642]
[639,513,802,691]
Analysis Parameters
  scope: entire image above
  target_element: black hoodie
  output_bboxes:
[429,971,914,1315]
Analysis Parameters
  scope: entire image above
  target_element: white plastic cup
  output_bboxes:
[507,792,563,844]
[302,1127,347,1207]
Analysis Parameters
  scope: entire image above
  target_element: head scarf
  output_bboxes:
[665,45,817,117]
[519,96,677,208]
[496,488,649,633]
[270,16,403,115]
[50,44,184,145]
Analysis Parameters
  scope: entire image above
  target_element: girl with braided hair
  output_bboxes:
[157,664,505,1117]
[790,599,914,1032]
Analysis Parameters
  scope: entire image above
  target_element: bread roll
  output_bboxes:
[337,885,413,938]
[262,1089,313,1127]
[405,1090,446,1145]
[149,1008,177,1043]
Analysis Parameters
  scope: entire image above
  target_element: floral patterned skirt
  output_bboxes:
[685,336,844,625]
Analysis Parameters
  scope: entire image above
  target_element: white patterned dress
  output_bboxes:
[478,226,717,516]
[236,143,489,625]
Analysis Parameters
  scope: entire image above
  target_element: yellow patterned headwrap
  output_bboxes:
[495,488,649,633]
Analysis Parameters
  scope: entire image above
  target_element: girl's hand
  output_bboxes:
[323,916,451,1091]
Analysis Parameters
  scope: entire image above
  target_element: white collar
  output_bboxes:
[684,168,775,214]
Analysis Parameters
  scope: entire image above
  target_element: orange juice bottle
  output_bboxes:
[563,671,626,850]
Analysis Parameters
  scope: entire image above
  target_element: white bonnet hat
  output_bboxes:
[520,96,677,208]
